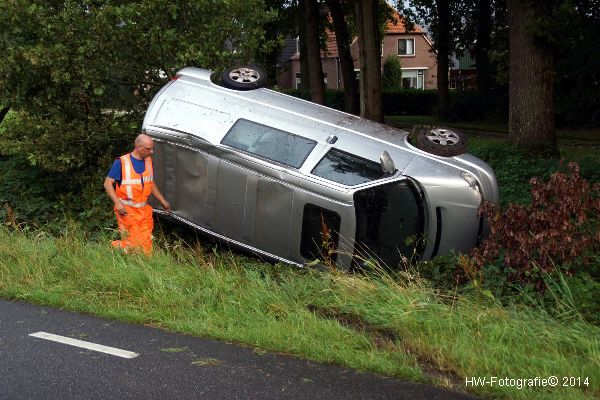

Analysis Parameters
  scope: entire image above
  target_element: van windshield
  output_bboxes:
[221,119,316,168]
[353,180,424,268]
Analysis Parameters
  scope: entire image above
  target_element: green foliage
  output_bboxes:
[468,139,600,207]
[0,0,275,227]
[0,155,115,235]
[0,0,275,118]
[382,56,402,90]
[553,1,600,127]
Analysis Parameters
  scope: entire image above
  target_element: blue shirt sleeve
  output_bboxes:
[107,159,122,184]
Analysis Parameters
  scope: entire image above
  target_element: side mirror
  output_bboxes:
[380,150,396,175]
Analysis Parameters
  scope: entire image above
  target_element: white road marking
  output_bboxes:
[29,332,139,359]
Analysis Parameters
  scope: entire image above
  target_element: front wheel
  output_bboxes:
[220,66,267,91]
[414,126,467,157]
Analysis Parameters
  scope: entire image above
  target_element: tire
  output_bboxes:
[414,126,467,157]
[220,66,267,91]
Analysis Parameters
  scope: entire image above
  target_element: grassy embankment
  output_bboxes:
[0,225,598,400]
[1,112,598,398]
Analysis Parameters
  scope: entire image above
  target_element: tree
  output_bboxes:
[506,0,558,156]
[0,0,274,225]
[297,1,312,95]
[304,0,326,104]
[398,0,464,121]
[382,56,403,90]
[553,0,600,127]
[475,0,492,95]
[355,0,384,122]
[435,0,450,119]
[255,0,290,87]
[326,0,359,114]
[0,0,274,171]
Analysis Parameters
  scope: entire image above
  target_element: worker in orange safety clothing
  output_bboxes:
[103,133,170,254]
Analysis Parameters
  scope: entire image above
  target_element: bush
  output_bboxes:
[281,87,437,116]
[447,89,508,122]
[0,155,115,235]
[382,56,403,90]
[279,89,346,112]
[469,162,599,294]
[382,89,437,115]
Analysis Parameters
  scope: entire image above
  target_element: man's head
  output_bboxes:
[134,134,154,159]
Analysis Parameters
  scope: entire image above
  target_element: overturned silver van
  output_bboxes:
[143,67,499,268]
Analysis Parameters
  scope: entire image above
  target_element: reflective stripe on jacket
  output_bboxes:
[115,153,154,207]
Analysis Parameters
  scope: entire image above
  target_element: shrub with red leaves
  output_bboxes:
[470,162,600,293]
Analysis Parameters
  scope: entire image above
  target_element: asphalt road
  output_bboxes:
[0,299,476,399]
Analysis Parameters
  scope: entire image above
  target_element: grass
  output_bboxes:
[0,225,598,399]
[466,136,600,207]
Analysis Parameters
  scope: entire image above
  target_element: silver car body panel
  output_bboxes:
[143,67,499,267]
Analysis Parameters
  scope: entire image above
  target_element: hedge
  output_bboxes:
[279,88,509,121]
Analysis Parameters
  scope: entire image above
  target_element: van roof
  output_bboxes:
[172,68,410,149]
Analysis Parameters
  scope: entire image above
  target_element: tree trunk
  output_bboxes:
[298,0,311,96]
[476,0,492,95]
[326,0,358,114]
[260,1,286,87]
[436,0,450,121]
[304,0,325,104]
[355,0,383,122]
[506,0,558,156]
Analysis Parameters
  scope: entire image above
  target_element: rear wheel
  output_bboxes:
[414,126,467,157]
[220,66,267,91]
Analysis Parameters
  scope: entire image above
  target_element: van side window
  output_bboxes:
[300,204,341,261]
[311,148,384,186]
[221,119,316,168]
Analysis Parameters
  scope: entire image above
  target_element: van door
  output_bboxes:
[353,179,425,268]
[150,138,216,229]
[214,158,295,258]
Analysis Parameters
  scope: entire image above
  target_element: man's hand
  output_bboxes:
[115,201,127,216]
[152,185,171,213]
[104,176,128,216]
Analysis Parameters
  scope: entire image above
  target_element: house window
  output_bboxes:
[449,78,457,90]
[398,38,415,56]
[401,69,425,90]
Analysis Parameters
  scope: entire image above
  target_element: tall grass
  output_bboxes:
[0,226,598,399]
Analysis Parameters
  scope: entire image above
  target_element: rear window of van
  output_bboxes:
[221,119,316,168]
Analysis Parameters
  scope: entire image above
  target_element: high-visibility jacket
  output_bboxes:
[112,154,155,255]
[115,154,154,206]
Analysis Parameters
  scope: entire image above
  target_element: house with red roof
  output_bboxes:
[277,12,438,91]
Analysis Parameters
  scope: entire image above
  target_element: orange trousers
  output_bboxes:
[111,205,154,255]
